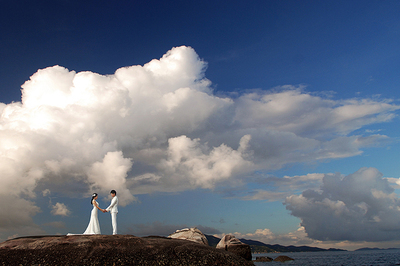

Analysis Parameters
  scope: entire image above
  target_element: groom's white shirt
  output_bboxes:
[106,196,118,213]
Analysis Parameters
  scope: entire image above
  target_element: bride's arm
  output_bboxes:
[93,200,104,212]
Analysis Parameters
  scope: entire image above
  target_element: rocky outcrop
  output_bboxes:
[168,227,209,245]
[273,255,295,262]
[254,256,273,262]
[0,235,254,265]
[216,234,252,261]
[216,234,243,249]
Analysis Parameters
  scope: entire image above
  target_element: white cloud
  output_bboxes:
[223,226,316,247]
[159,134,252,188]
[242,173,325,201]
[234,88,398,138]
[51,202,71,216]
[42,189,51,197]
[0,46,399,236]
[285,167,400,241]
[385,177,400,189]
[87,151,135,206]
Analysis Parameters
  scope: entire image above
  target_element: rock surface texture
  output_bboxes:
[273,255,295,262]
[254,256,273,262]
[168,227,209,245]
[0,235,254,265]
[216,234,252,261]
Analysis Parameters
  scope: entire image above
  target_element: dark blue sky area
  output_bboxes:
[2,0,400,103]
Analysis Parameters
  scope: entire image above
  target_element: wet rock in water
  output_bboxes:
[216,234,252,261]
[0,234,254,265]
[274,255,295,262]
[168,227,209,245]
[255,256,273,262]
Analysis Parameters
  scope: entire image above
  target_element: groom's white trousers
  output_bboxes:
[111,212,117,235]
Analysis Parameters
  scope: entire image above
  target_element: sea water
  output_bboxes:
[253,249,400,266]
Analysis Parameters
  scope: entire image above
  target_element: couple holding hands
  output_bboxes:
[83,190,118,235]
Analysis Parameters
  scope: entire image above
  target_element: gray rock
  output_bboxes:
[216,234,243,249]
[216,234,252,261]
[168,227,209,245]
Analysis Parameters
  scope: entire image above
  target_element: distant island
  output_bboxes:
[355,247,400,251]
[205,235,347,253]
[205,234,400,253]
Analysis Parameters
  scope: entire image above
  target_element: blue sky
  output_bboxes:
[1,0,400,250]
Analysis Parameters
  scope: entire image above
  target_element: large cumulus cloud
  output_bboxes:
[0,46,399,234]
[285,167,400,241]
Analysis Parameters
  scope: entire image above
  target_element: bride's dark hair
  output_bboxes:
[91,193,98,204]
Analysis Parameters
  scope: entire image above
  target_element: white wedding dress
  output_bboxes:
[83,200,101,234]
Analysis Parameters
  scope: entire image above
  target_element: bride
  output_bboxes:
[83,193,105,234]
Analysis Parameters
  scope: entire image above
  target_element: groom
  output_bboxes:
[103,190,118,235]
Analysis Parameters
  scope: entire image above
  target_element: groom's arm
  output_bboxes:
[106,197,117,212]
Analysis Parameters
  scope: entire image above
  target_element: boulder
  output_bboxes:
[0,235,254,265]
[216,234,243,249]
[168,227,209,245]
[274,255,295,262]
[255,256,273,262]
[216,234,252,261]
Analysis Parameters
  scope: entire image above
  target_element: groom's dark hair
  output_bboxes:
[110,190,117,195]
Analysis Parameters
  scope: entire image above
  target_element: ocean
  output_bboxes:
[253,249,400,266]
